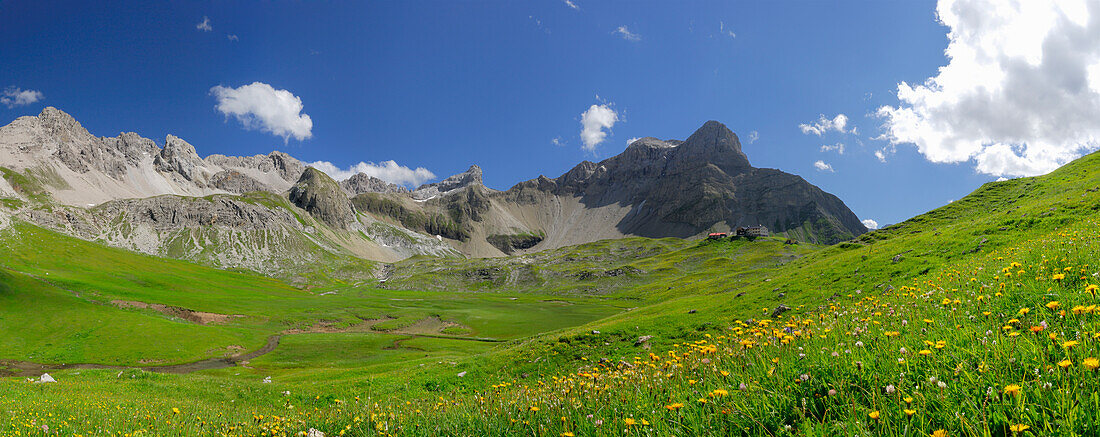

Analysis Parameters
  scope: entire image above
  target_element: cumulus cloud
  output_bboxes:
[580,103,619,152]
[626,137,641,146]
[813,160,834,172]
[227,34,239,41]
[615,25,641,42]
[307,160,436,187]
[210,82,313,142]
[1,87,44,108]
[799,114,850,136]
[563,0,578,10]
[196,16,212,32]
[820,143,845,154]
[747,130,759,143]
[861,219,880,230]
[876,0,1100,177]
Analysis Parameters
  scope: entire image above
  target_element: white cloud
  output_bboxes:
[307,160,436,187]
[196,16,212,32]
[874,149,888,163]
[720,21,736,38]
[615,25,641,42]
[210,82,313,142]
[227,34,239,41]
[1,87,44,108]
[563,0,578,10]
[820,143,845,154]
[626,137,641,146]
[580,103,619,152]
[813,160,834,172]
[799,113,850,136]
[861,219,879,230]
[552,136,564,146]
[876,0,1100,177]
[747,130,759,143]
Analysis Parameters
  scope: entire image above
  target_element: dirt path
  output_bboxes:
[0,335,282,378]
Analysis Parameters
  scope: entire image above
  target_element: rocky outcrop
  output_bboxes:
[289,167,358,230]
[412,165,483,200]
[154,135,207,183]
[205,151,305,185]
[340,173,409,196]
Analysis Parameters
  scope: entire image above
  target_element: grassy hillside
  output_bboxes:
[2,151,1099,436]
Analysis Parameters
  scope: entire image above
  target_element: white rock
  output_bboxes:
[38,373,56,383]
[457,371,467,377]
[307,428,326,437]
[262,376,272,384]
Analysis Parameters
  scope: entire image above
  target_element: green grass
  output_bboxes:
[251,333,496,370]
[4,150,1100,435]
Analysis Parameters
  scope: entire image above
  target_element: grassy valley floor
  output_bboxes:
[2,150,1100,436]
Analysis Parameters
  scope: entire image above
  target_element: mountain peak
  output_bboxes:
[671,120,750,172]
[289,167,357,230]
[35,106,94,142]
[341,172,410,195]
[412,164,483,200]
[154,135,205,181]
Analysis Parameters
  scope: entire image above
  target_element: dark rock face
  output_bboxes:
[340,173,409,196]
[504,120,866,244]
[288,167,357,230]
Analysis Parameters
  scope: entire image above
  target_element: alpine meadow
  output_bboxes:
[3,1,1100,436]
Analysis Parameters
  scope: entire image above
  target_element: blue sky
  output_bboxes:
[3,1,1097,228]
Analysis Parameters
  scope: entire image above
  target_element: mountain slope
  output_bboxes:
[370,121,867,257]
[0,109,866,268]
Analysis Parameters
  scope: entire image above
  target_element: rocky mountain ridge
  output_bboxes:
[0,108,866,277]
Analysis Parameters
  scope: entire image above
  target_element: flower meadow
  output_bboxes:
[4,216,1100,436]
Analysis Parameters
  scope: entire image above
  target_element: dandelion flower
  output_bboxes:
[623,418,636,426]
[1010,424,1030,433]
[868,410,881,420]
[1004,384,1021,396]
[932,430,948,437]
[1084,357,1100,371]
